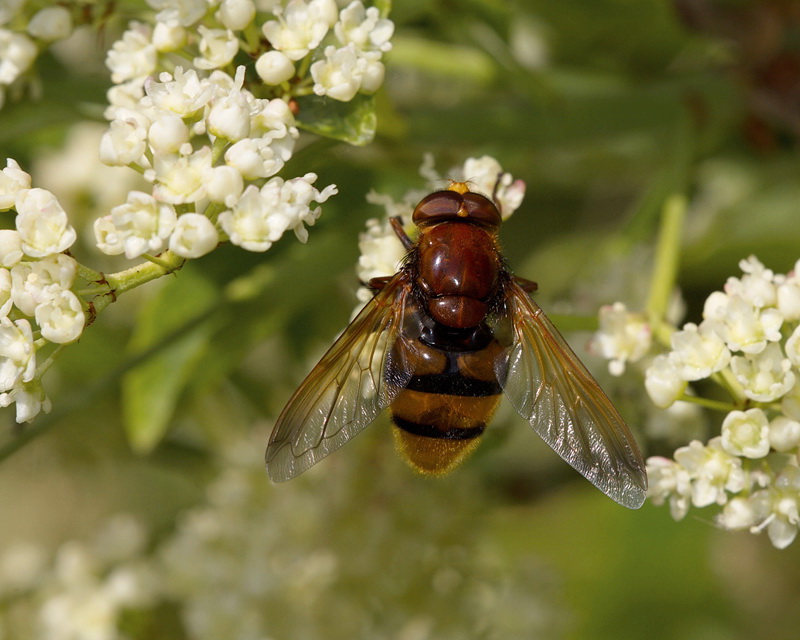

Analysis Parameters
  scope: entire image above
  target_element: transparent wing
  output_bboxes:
[266,272,416,482]
[494,279,648,509]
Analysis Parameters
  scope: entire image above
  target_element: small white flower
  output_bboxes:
[207,68,251,141]
[169,213,219,258]
[646,456,691,520]
[97,191,177,259]
[274,172,337,241]
[194,26,239,70]
[782,381,800,422]
[0,318,35,392]
[27,6,73,41]
[250,97,298,142]
[674,437,746,508]
[750,464,800,549]
[0,30,37,85]
[94,216,125,257]
[147,112,190,154]
[730,343,795,402]
[785,325,800,368]
[40,588,118,640]
[0,269,10,317]
[224,137,285,180]
[644,353,687,409]
[144,67,215,118]
[147,0,209,27]
[356,216,407,285]
[590,302,651,376]
[152,21,187,52]
[205,165,244,207]
[777,280,800,321]
[99,111,149,166]
[770,415,800,453]
[718,495,763,530]
[724,256,777,308]
[11,254,77,316]
[262,0,338,60]
[669,320,730,381]
[458,156,526,218]
[311,43,368,101]
[218,185,271,251]
[105,23,156,84]
[255,50,295,85]
[105,79,145,116]
[216,0,256,30]
[152,147,212,204]
[0,229,23,267]
[358,55,385,94]
[35,290,85,344]
[721,408,770,458]
[0,158,31,210]
[703,292,782,354]
[15,188,76,257]
[0,378,51,423]
[335,1,394,52]
[219,174,336,251]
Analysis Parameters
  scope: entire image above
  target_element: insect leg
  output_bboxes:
[513,276,538,293]
[390,217,415,250]
[367,276,393,291]
[491,172,507,204]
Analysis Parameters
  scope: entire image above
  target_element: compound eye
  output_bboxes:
[412,190,462,226]
[462,192,502,229]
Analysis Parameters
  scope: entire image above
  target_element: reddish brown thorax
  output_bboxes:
[411,182,502,329]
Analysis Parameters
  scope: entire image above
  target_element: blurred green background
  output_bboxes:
[3,0,800,638]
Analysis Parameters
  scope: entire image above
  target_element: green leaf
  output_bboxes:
[122,267,220,453]
[295,93,377,146]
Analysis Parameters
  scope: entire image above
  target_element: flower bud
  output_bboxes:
[152,22,187,52]
[15,188,76,257]
[35,290,85,344]
[206,166,244,207]
[217,0,256,31]
[27,7,73,41]
[256,51,295,85]
[770,415,800,453]
[0,230,23,267]
[148,113,190,154]
[169,214,219,258]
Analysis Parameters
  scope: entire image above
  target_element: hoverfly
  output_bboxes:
[266,182,647,508]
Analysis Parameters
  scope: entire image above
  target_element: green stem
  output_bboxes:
[141,252,181,271]
[711,367,748,406]
[92,251,185,316]
[211,136,229,164]
[646,194,686,341]
[678,393,737,414]
[36,344,67,377]
[75,262,104,283]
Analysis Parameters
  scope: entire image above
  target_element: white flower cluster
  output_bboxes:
[94,0,392,257]
[595,256,800,548]
[97,61,336,257]
[0,1,392,424]
[0,434,564,638]
[357,155,526,304]
[0,514,158,640]
[0,5,74,108]
[0,160,87,422]
[591,302,652,376]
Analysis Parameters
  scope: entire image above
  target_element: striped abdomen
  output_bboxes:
[388,326,505,474]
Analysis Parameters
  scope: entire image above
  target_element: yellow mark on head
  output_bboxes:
[447,181,470,195]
